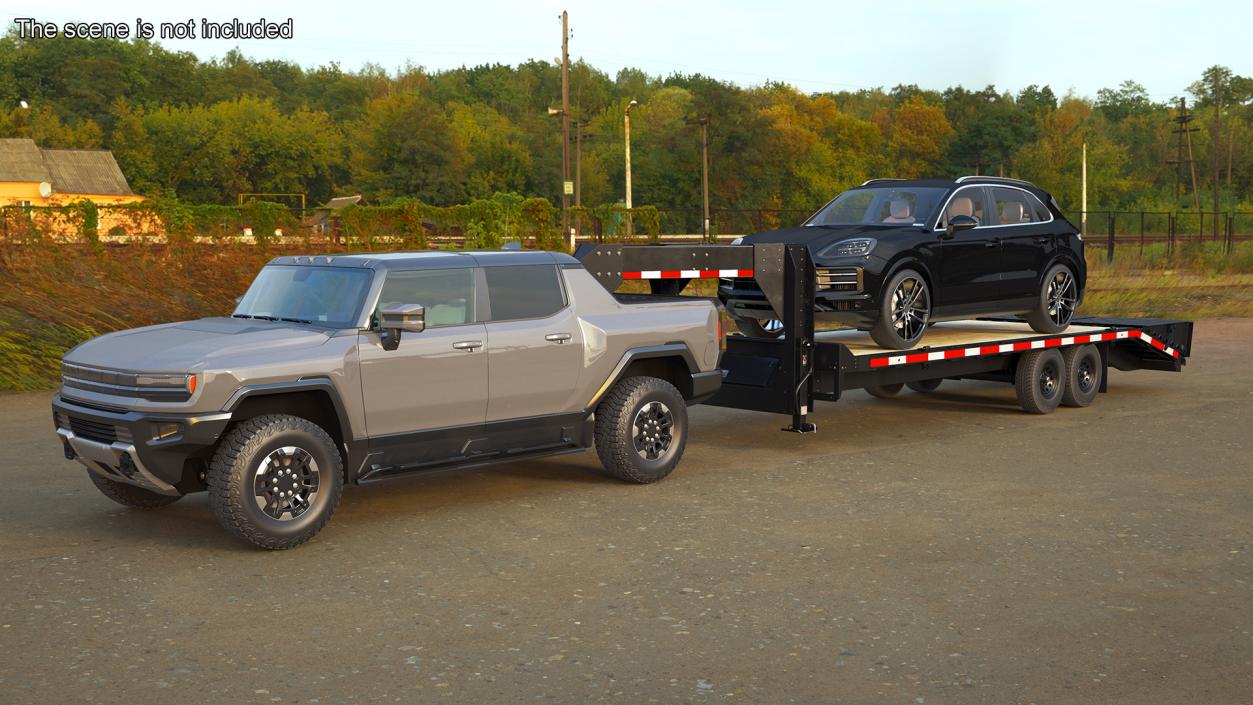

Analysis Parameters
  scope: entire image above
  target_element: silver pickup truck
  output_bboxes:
[52,250,722,549]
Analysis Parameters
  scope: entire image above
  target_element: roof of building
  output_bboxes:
[0,138,135,196]
[318,195,366,211]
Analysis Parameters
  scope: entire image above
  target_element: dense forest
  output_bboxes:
[1,32,1250,222]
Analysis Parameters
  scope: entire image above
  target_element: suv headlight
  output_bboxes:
[819,238,877,258]
[730,236,744,245]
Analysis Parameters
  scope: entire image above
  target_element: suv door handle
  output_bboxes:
[451,340,483,351]
[984,239,1000,247]
[545,333,572,344]
[1036,236,1051,244]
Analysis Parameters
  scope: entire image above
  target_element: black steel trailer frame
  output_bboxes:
[574,243,1193,432]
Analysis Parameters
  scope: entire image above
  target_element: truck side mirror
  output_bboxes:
[378,303,425,351]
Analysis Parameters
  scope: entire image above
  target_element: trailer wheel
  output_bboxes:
[906,378,943,393]
[865,383,904,399]
[1061,344,1102,407]
[1015,349,1065,414]
[595,376,688,484]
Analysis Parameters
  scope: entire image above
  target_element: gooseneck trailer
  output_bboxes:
[574,243,1192,432]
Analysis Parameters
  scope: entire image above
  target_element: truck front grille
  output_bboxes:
[816,267,862,292]
[67,416,131,445]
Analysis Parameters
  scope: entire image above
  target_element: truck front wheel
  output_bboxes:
[594,376,688,484]
[87,471,181,509]
[207,414,343,550]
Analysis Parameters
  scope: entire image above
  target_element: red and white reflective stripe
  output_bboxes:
[868,328,1180,368]
[622,269,753,280]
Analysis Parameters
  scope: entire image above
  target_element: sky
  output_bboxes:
[8,0,1251,100]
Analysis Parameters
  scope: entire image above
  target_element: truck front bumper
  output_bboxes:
[52,395,232,495]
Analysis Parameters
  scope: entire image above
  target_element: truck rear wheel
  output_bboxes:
[1015,349,1065,414]
[86,471,181,509]
[1061,344,1102,407]
[207,414,343,550]
[595,376,688,483]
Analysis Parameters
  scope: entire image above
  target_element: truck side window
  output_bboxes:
[378,268,475,326]
[484,265,566,321]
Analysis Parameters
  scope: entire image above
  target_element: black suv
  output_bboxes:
[718,177,1086,348]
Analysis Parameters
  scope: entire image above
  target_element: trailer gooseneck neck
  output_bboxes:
[574,243,1193,430]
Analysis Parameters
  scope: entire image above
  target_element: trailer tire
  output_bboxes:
[865,383,904,399]
[207,414,344,550]
[1061,344,1102,407]
[906,378,943,393]
[1015,349,1065,414]
[86,471,182,509]
[595,376,688,484]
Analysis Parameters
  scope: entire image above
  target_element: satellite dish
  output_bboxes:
[19,100,29,110]
[38,182,52,198]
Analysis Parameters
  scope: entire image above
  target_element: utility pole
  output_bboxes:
[1080,142,1087,238]
[560,11,572,250]
[685,115,711,242]
[1211,73,1222,240]
[624,99,638,238]
[574,120,587,240]
[1169,98,1202,214]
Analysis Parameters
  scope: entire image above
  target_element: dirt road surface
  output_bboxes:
[1,319,1249,704]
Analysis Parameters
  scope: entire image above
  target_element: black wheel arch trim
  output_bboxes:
[585,343,712,410]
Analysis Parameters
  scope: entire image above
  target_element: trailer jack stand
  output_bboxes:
[784,413,817,433]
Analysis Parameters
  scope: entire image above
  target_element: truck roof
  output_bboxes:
[267,250,580,270]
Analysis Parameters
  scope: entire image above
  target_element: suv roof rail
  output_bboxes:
[954,175,1037,188]
[859,178,906,186]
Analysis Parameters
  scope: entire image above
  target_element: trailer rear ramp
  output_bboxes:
[574,243,1193,431]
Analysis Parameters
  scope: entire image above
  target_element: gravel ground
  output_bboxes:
[1,318,1249,704]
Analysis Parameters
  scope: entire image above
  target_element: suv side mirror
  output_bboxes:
[945,214,978,237]
[378,303,425,351]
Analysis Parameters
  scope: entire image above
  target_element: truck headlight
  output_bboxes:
[135,373,197,394]
[819,238,876,258]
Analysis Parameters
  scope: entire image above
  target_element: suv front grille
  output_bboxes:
[816,267,863,292]
[67,416,130,445]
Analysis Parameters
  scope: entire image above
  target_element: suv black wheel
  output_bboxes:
[870,269,930,349]
[1061,344,1102,407]
[734,316,783,339]
[595,376,688,483]
[207,414,344,550]
[1026,263,1078,334]
[1015,349,1065,414]
[86,471,182,509]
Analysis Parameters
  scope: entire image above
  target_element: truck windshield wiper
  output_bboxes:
[278,317,316,325]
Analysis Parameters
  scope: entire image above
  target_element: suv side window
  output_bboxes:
[939,187,991,228]
[378,268,476,327]
[991,187,1037,225]
[484,265,566,321]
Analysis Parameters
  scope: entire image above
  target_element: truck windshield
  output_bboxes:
[806,186,948,227]
[233,265,372,328]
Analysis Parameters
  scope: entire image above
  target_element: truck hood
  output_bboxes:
[740,224,918,248]
[63,317,339,372]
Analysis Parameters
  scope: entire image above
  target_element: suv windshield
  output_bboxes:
[234,265,372,328]
[806,186,948,227]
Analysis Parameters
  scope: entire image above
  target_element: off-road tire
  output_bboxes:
[870,269,931,349]
[734,316,784,339]
[1015,349,1065,414]
[1061,344,1102,407]
[594,376,688,484]
[207,414,343,550]
[1026,263,1078,334]
[86,471,182,509]
[865,383,904,399]
[906,378,943,393]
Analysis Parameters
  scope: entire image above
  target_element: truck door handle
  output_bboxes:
[545,333,572,344]
[452,340,483,351]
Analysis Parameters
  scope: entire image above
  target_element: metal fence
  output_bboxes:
[1068,211,1252,259]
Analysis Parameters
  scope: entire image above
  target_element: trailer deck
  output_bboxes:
[574,243,1193,432]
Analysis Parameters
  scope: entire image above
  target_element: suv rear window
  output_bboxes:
[484,265,566,321]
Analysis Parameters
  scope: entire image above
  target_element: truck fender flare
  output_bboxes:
[585,344,700,410]
[220,378,357,443]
